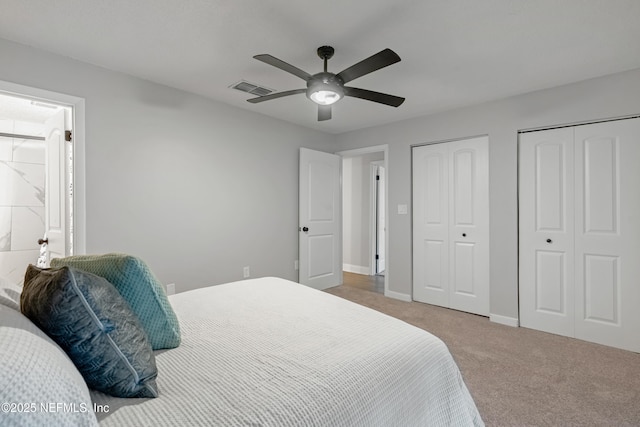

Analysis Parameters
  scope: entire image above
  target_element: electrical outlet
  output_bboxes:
[294,260,299,270]
[166,283,176,295]
[243,266,250,278]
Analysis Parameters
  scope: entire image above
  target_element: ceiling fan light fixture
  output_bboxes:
[309,89,342,105]
[306,72,344,105]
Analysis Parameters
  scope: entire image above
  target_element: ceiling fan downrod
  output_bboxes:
[317,46,334,72]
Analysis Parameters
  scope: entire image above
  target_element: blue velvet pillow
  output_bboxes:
[20,265,158,398]
[51,254,180,350]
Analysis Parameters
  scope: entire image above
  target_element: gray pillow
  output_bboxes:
[20,265,159,398]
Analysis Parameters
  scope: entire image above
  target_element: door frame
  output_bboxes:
[336,144,389,295]
[370,160,385,275]
[0,80,86,255]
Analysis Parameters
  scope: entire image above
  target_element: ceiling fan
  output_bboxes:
[247,46,405,121]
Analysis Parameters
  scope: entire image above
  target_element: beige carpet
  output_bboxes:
[326,285,640,426]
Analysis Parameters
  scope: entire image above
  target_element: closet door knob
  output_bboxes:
[302,226,309,232]
[38,238,48,245]
[462,233,467,237]
[546,238,552,243]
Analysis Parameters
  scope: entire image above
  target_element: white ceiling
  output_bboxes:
[1,0,640,134]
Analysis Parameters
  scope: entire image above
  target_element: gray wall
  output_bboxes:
[0,38,337,292]
[335,68,640,320]
[3,36,640,320]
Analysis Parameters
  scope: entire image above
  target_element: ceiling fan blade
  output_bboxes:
[336,48,401,84]
[318,105,332,121]
[247,89,306,104]
[344,87,405,107]
[253,54,312,81]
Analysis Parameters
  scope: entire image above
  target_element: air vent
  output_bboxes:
[230,80,274,96]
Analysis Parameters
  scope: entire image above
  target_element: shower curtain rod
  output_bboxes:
[0,131,45,141]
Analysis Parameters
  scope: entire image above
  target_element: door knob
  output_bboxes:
[462,233,467,237]
[38,238,49,245]
[302,226,309,232]
[546,239,552,243]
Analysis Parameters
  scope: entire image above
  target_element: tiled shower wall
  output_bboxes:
[0,119,45,285]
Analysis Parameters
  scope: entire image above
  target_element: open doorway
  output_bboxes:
[338,145,388,295]
[0,83,84,285]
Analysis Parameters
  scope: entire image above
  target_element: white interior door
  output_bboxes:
[412,136,489,316]
[573,120,640,352]
[299,148,342,290]
[44,108,67,265]
[519,128,575,337]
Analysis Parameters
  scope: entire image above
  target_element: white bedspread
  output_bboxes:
[92,277,483,426]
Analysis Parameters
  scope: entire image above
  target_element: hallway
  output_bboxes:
[342,271,384,294]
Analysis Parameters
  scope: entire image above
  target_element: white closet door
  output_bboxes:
[412,136,489,316]
[519,128,575,337]
[520,119,640,352]
[448,137,489,315]
[413,143,450,307]
[573,120,640,352]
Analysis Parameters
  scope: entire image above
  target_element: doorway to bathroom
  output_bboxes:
[0,86,82,285]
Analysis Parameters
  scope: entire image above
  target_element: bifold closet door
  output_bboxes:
[412,136,489,316]
[519,128,575,337]
[573,120,640,352]
[519,118,640,352]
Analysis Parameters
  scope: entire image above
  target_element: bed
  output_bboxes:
[1,273,483,426]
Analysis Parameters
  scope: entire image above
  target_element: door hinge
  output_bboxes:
[376,174,380,181]
[375,254,379,260]
[65,130,72,142]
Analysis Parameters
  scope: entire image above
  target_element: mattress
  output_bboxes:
[92,277,483,426]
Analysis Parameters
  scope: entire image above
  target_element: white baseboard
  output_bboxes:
[490,313,519,327]
[342,264,370,275]
[385,290,412,302]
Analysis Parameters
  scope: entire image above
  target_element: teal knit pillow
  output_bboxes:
[51,254,180,350]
